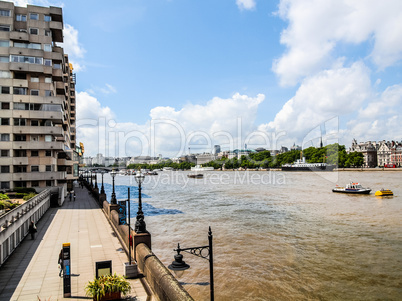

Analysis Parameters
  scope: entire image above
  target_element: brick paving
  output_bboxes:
[0,184,149,301]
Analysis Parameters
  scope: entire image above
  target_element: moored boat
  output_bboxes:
[332,182,371,194]
[375,189,393,196]
[187,174,203,179]
[191,165,214,171]
[282,157,335,171]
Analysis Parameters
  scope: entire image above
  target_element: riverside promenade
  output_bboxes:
[0,184,149,300]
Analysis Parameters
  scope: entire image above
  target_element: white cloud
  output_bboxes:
[273,0,402,86]
[262,62,373,146]
[236,0,256,11]
[62,24,86,59]
[77,92,265,157]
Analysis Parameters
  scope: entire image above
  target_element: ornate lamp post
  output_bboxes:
[94,171,98,189]
[134,170,147,233]
[110,169,117,204]
[90,170,94,188]
[100,170,105,194]
[169,227,214,301]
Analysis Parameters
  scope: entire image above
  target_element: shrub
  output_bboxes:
[85,273,131,301]
[0,193,10,200]
[23,193,37,201]
[14,187,36,194]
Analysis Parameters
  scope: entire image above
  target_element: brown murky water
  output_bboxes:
[112,170,402,300]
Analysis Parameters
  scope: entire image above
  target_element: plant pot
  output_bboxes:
[124,262,138,279]
[93,291,121,301]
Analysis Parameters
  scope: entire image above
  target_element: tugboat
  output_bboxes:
[332,182,371,194]
[374,189,393,196]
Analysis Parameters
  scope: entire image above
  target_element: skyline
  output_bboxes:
[7,0,402,157]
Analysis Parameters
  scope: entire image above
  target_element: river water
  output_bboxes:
[103,170,402,300]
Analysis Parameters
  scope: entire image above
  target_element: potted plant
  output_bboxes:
[85,273,131,301]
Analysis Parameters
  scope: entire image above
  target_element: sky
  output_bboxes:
[8,0,402,158]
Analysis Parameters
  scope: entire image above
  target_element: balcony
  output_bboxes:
[13,126,63,137]
[12,171,66,181]
[49,21,63,43]
[9,31,29,41]
[12,141,64,150]
[12,111,63,123]
[12,157,28,165]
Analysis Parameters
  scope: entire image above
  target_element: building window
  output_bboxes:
[44,44,52,52]
[45,90,53,97]
[0,10,11,17]
[0,40,9,47]
[0,118,10,125]
[0,25,10,32]
[29,13,39,20]
[46,165,52,172]
[31,181,39,187]
[31,150,39,157]
[31,135,39,142]
[45,30,51,37]
[53,63,62,69]
[0,134,9,141]
[29,28,38,35]
[0,150,9,157]
[14,42,41,50]
[44,59,52,66]
[1,102,10,109]
[45,135,52,142]
[16,14,27,22]
[31,120,39,126]
[0,56,8,62]
[46,150,52,156]
[44,15,51,22]
[45,77,52,83]
[0,87,10,94]
[31,77,39,82]
[10,55,43,64]
[46,180,52,186]
[31,166,39,172]
[14,72,26,79]
[14,134,26,141]
[30,89,39,96]
[1,182,10,189]
[1,166,10,173]
[13,87,28,95]
[14,118,26,126]
[0,71,11,78]
[14,150,26,157]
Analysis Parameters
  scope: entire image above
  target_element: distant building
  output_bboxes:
[349,139,378,167]
[92,153,105,166]
[196,153,217,165]
[213,145,221,155]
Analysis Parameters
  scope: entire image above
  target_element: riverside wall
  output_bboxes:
[85,181,194,301]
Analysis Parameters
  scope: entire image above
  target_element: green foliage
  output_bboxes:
[13,187,36,194]
[23,193,37,201]
[0,200,19,210]
[127,160,196,171]
[85,273,131,301]
[0,193,10,200]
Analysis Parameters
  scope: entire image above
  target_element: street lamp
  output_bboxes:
[94,171,98,189]
[169,227,214,301]
[90,170,94,188]
[110,169,117,204]
[100,170,105,194]
[134,170,147,233]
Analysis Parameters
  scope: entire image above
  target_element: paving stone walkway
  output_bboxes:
[0,184,149,301]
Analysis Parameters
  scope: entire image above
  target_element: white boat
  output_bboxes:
[281,157,335,171]
[332,182,371,194]
[191,165,214,171]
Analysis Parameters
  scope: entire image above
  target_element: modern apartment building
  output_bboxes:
[0,1,78,192]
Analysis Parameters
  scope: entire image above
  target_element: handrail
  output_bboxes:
[0,189,50,232]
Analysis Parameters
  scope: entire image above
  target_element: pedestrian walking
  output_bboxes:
[73,191,76,202]
[58,249,64,277]
[28,221,37,240]
[69,191,72,201]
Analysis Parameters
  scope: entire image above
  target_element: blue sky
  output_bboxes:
[9,0,402,157]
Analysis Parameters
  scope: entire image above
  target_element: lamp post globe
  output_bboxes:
[110,169,117,204]
[134,170,147,233]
